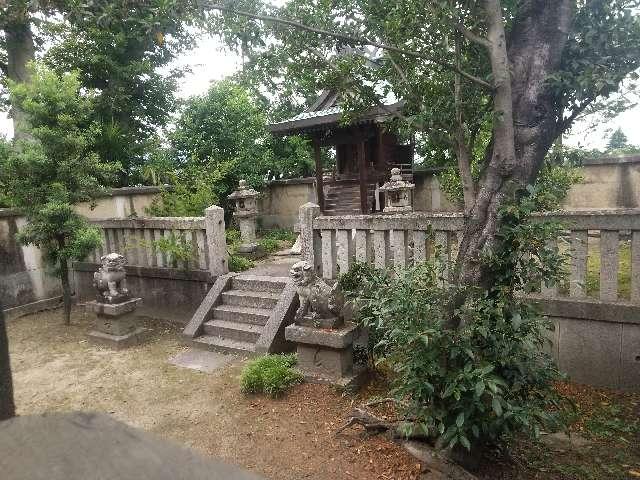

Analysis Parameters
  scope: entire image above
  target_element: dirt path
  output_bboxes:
[7,308,419,480]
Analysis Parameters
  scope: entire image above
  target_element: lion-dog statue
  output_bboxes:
[289,260,344,328]
[94,253,129,303]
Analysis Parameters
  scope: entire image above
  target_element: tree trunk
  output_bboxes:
[4,1,36,140]
[0,301,16,421]
[60,260,72,326]
[453,0,574,295]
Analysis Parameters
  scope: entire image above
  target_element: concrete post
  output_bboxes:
[204,205,228,277]
[299,202,320,272]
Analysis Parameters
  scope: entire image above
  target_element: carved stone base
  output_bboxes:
[95,292,131,304]
[86,297,146,349]
[235,244,266,259]
[87,327,149,350]
[296,315,344,329]
[285,322,365,389]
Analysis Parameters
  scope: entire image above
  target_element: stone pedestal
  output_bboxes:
[87,298,147,349]
[285,322,366,389]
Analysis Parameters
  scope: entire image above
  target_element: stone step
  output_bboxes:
[232,275,288,293]
[221,290,280,309]
[211,304,272,325]
[191,335,256,356]
[203,319,262,343]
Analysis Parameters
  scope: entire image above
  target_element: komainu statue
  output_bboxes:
[289,260,344,328]
[94,253,129,303]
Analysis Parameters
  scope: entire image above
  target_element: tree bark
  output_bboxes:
[0,301,16,421]
[3,1,36,140]
[59,260,72,326]
[454,0,574,295]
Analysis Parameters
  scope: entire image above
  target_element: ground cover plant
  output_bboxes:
[240,354,303,398]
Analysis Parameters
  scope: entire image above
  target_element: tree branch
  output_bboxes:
[560,97,597,133]
[455,22,491,48]
[200,1,493,90]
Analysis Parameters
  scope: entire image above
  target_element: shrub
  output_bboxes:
[339,191,568,451]
[240,354,303,397]
[229,254,254,272]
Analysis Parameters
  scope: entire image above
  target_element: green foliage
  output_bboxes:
[257,228,297,253]
[225,228,255,272]
[152,80,312,216]
[228,254,255,273]
[240,354,302,397]
[340,192,568,451]
[16,201,101,275]
[43,1,201,185]
[152,233,194,270]
[606,128,629,151]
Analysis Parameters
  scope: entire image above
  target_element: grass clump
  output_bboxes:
[240,354,303,397]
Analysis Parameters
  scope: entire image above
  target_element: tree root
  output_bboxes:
[335,406,478,480]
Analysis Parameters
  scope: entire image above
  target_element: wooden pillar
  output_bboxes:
[358,140,367,214]
[313,138,325,213]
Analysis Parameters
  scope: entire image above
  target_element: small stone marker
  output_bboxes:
[285,260,365,388]
[86,253,147,349]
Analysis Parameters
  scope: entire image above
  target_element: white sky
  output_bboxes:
[1,33,639,151]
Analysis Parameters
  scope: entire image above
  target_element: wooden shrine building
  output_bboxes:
[268,91,414,215]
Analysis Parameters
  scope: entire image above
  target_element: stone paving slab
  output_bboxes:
[0,412,263,480]
[168,348,240,373]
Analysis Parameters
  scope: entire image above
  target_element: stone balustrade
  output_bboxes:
[299,204,640,306]
[88,205,228,277]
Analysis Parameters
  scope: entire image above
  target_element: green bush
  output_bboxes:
[339,192,568,451]
[229,254,254,272]
[240,354,303,397]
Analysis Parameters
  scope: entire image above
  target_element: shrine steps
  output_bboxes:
[182,273,298,356]
[324,182,376,215]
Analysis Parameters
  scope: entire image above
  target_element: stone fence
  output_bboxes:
[298,203,640,390]
[73,206,228,324]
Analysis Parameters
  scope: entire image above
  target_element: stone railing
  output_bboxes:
[299,204,640,306]
[87,205,228,277]
[298,204,640,390]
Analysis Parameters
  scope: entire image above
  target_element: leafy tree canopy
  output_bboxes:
[147,80,313,216]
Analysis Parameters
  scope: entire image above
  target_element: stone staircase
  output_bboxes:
[324,182,375,215]
[183,273,297,356]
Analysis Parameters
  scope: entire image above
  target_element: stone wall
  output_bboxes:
[564,156,640,209]
[259,178,316,230]
[0,209,62,316]
[412,155,640,212]
[75,186,165,219]
[73,263,213,325]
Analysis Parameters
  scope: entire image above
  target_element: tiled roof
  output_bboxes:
[270,106,342,126]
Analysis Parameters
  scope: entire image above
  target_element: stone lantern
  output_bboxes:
[228,179,260,253]
[379,168,415,213]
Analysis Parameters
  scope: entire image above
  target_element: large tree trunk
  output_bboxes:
[453,0,574,296]
[4,1,36,140]
[0,301,16,421]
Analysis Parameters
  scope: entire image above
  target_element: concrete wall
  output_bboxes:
[564,157,640,209]
[75,186,164,219]
[73,262,213,325]
[260,178,316,229]
[0,210,62,312]
[413,170,463,212]
[413,156,640,212]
